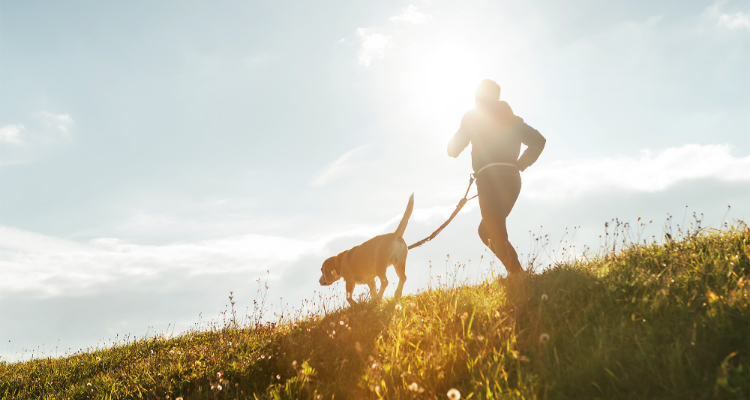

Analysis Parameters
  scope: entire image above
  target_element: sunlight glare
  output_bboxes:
[401,39,486,141]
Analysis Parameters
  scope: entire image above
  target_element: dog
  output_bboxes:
[319,194,414,307]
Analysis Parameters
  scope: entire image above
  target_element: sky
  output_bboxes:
[1,0,748,361]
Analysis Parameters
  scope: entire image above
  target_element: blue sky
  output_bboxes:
[1,0,748,360]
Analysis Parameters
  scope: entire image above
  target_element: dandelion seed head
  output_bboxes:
[408,382,419,392]
[541,294,548,301]
[395,304,402,311]
[276,374,281,380]
[540,333,550,343]
[447,388,461,400]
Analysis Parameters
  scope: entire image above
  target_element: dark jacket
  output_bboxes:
[448,100,546,172]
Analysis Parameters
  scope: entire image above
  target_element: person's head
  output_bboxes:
[475,79,501,104]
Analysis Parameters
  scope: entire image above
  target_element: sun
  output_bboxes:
[398,38,488,140]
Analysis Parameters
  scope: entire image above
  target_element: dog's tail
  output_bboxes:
[394,193,415,239]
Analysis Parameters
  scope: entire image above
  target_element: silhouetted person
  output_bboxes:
[448,79,546,275]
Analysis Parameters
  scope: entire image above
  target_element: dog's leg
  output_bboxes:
[375,274,389,301]
[394,260,407,299]
[367,279,377,302]
[345,280,357,307]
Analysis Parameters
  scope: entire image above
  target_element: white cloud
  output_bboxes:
[310,144,369,186]
[37,112,74,141]
[354,4,433,66]
[0,112,74,165]
[718,11,750,30]
[0,226,329,297]
[0,124,25,145]
[523,144,750,201]
[390,5,430,25]
[0,210,423,298]
[357,29,391,66]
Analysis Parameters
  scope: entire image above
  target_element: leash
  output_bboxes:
[407,162,518,250]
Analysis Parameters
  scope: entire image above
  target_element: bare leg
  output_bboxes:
[345,280,357,307]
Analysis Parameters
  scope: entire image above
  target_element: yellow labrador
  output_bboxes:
[319,194,414,306]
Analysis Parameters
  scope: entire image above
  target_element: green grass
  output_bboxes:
[2,225,748,399]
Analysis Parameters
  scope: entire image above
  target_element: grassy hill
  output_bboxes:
[2,225,748,399]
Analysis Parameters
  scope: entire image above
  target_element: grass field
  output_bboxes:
[1,223,748,399]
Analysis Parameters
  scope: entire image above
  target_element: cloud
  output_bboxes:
[0,124,25,145]
[390,5,430,25]
[0,226,329,297]
[310,144,369,186]
[354,4,434,66]
[523,144,750,201]
[0,112,74,165]
[718,11,750,30]
[357,29,391,66]
[37,112,74,142]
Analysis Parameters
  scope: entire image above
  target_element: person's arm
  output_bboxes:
[447,114,471,158]
[514,117,546,171]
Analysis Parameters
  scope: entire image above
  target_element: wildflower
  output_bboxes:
[292,360,298,368]
[217,372,222,378]
[87,382,92,387]
[541,294,548,301]
[217,384,222,391]
[340,320,344,325]
[176,397,184,400]
[476,334,485,342]
[395,304,402,311]
[169,350,174,354]
[408,382,420,392]
[494,310,501,318]
[540,333,550,343]
[293,323,298,329]
[447,388,461,400]
[276,375,281,380]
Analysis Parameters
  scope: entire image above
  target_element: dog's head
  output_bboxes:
[319,256,342,286]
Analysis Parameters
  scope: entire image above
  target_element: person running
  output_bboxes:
[448,79,546,275]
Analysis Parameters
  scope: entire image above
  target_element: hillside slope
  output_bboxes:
[2,226,748,399]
